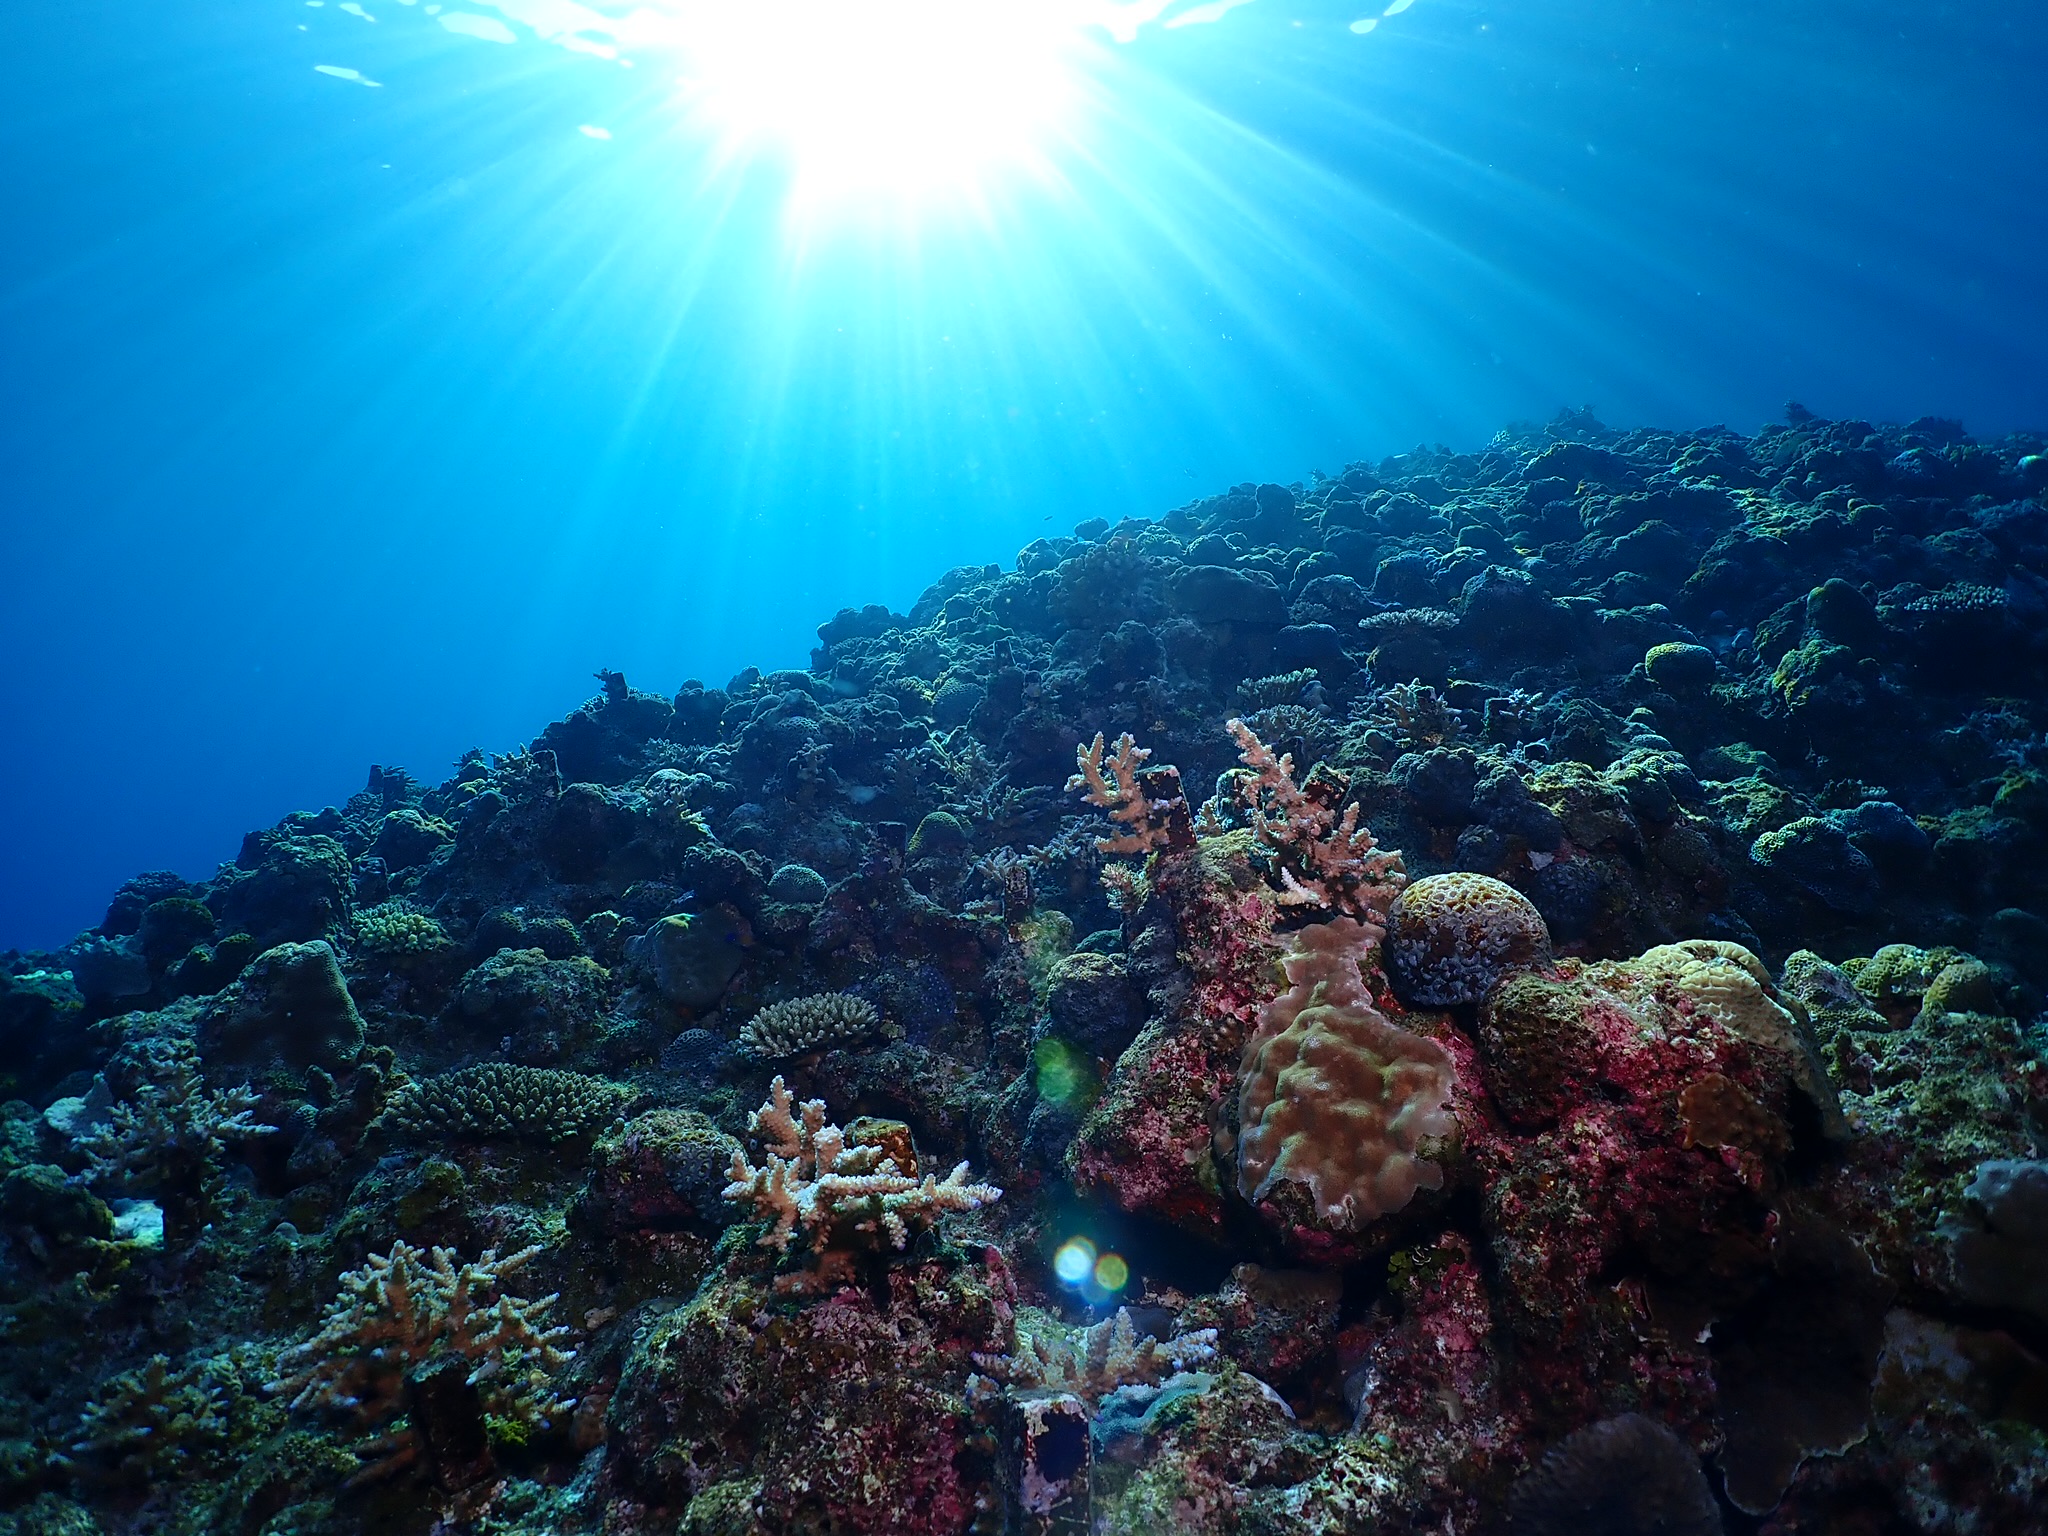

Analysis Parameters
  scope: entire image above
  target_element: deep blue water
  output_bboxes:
[2,0,2043,952]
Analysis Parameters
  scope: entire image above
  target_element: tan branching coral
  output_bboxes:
[1221,718,1407,919]
[972,1306,1219,1405]
[1237,917,1456,1229]
[269,1240,574,1483]
[737,992,890,1060]
[723,1076,1001,1254]
[376,1063,627,1145]
[1068,732,1191,855]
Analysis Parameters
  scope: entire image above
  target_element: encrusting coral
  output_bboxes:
[1237,917,1457,1230]
[736,991,890,1059]
[972,1306,1219,1405]
[723,1076,1002,1253]
[268,1240,574,1484]
[1068,731,1192,854]
[375,1062,627,1145]
[1218,717,1407,917]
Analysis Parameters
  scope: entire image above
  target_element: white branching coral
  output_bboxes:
[723,1076,1001,1254]
[268,1240,574,1483]
[737,992,890,1060]
[1068,732,1191,855]
[972,1307,1219,1405]
[1221,717,1407,920]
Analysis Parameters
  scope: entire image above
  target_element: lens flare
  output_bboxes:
[1092,1252,1130,1292]
[1053,1237,1098,1285]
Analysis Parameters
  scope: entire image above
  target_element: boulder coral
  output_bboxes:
[1385,871,1554,1007]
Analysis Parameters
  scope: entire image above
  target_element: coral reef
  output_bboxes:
[8,406,2048,1534]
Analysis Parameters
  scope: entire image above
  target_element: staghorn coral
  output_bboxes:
[737,991,890,1059]
[268,1240,574,1484]
[375,1063,627,1145]
[972,1306,1219,1406]
[76,1034,272,1233]
[1221,718,1407,917]
[1237,917,1457,1230]
[723,1076,1001,1253]
[1068,731,1192,854]
[1384,871,1552,1007]
[65,1350,264,1486]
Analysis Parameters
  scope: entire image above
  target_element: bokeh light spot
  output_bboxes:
[1053,1237,1097,1285]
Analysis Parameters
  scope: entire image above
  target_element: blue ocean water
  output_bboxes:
[1,0,2042,952]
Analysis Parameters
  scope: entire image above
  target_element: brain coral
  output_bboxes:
[1237,917,1457,1230]
[1507,1413,1720,1536]
[1384,872,1552,1006]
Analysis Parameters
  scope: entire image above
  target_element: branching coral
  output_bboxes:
[972,1307,1219,1405]
[76,1035,272,1232]
[65,1352,241,1485]
[1219,718,1407,918]
[268,1240,574,1484]
[737,992,890,1060]
[1067,732,1192,855]
[1237,917,1456,1229]
[722,1076,1001,1254]
[375,1063,627,1145]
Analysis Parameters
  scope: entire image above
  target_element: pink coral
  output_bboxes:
[1221,717,1407,919]
[1067,731,1192,854]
